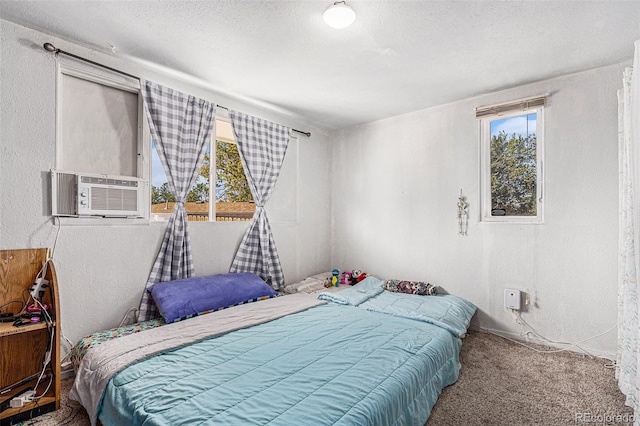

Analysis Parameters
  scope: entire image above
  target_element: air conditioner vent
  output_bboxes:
[51,170,145,218]
[90,186,139,211]
[52,171,77,216]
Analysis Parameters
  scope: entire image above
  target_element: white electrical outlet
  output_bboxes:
[504,289,521,310]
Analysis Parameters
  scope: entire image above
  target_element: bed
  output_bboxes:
[70,275,476,426]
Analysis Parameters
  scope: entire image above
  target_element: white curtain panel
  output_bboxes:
[228,110,291,290]
[618,40,640,424]
[138,81,216,321]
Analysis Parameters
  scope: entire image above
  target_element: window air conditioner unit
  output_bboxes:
[51,170,145,218]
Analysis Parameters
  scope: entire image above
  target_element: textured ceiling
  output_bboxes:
[1,1,639,131]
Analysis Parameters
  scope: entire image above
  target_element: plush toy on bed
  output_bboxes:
[325,269,341,287]
[352,270,368,283]
[340,271,352,286]
[332,269,340,286]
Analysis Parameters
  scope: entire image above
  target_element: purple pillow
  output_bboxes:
[149,273,277,323]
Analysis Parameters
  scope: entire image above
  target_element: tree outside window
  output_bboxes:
[490,113,537,216]
[480,108,543,222]
[150,119,255,221]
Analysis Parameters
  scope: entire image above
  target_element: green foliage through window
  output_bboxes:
[151,182,176,204]
[151,139,253,205]
[489,113,537,216]
[214,141,253,203]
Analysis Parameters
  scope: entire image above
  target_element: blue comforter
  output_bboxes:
[99,303,462,426]
[319,277,476,337]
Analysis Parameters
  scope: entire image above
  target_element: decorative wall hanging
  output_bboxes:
[457,189,469,236]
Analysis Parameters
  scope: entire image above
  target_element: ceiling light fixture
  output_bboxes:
[323,1,356,29]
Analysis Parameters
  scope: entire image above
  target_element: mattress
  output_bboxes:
[69,318,165,371]
[71,290,473,426]
[101,303,460,425]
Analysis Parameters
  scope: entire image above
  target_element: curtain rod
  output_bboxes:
[42,42,311,138]
[215,105,310,137]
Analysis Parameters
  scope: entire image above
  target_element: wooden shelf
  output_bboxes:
[0,321,50,337]
[0,248,60,423]
[1,396,57,419]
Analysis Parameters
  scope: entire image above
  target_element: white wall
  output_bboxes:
[330,62,627,358]
[0,20,332,345]
[1,17,626,360]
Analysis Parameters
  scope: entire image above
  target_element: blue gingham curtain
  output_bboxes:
[138,81,216,321]
[228,110,291,290]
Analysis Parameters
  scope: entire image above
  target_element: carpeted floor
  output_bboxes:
[13,331,632,426]
[428,331,632,425]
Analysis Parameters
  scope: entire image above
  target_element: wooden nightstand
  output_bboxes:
[0,249,61,424]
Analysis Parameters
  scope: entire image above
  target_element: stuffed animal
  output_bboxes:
[352,269,367,283]
[343,271,352,285]
[331,269,340,286]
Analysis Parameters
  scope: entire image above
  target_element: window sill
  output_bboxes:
[480,217,544,224]
[149,219,251,225]
[56,217,150,226]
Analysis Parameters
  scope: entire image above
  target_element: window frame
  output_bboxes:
[210,115,261,222]
[149,110,298,224]
[479,106,544,224]
[55,57,151,224]
[150,114,256,223]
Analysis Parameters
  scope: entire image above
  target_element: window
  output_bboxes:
[55,57,150,220]
[478,97,544,222]
[150,117,255,222]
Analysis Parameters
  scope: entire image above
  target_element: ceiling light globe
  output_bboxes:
[323,2,356,29]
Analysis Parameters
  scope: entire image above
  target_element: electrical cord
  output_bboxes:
[50,217,61,260]
[47,403,78,425]
[512,310,599,358]
[488,310,617,366]
[29,217,61,305]
[0,290,30,319]
[24,220,60,389]
[0,372,40,395]
[60,336,75,370]
[0,300,24,312]
[62,335,73,348]
[19,288,31,316]
[118,307,139,327]
[31,298,54,400]
[26,394,40,426]
[32,374,53,403]
[3,223,63,420]
[492,324,617,357]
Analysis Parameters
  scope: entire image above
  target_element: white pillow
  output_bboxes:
[283,271,333,294]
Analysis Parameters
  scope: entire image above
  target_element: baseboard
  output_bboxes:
[477,327,616,361]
